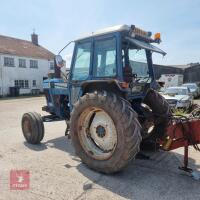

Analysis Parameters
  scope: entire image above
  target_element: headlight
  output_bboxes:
[179,100,189,103]
[167,99,177,104]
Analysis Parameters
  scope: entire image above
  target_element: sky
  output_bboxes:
[0,0,199,66]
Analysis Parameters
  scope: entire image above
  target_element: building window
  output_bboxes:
[32,80,36,87]
[14,80,29,88]
[19,80,24,88]
[14,80,19,87]
[30,60,38,68]
[19,59,26,68]
[4,57,14,67]
[25,80,29,88]
[50,62,54,70]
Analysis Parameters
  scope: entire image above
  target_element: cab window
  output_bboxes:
[93,37,117,77]
[72,41,91,81]
[129,49,149,78]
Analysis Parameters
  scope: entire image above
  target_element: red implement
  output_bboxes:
[160,119,200,172]
[166,119,200,150]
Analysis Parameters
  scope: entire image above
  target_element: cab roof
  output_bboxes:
[74,24,166,56]
[75,24,130,41]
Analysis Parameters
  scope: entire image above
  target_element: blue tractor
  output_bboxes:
[21,25,171,173]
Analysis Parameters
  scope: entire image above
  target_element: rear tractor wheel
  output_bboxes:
[70,91,142,173]
[143,89,171,139]
[21,112,44,144]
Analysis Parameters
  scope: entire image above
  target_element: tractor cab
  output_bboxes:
[67,24,166,106]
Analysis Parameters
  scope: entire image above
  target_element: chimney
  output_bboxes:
[31,32,38,45]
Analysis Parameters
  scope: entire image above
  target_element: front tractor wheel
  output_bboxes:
[70,91,142,173]
[21,112,44,144]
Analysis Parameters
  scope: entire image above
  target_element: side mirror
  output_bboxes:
[55,55,64,68]
[157,81,165,88]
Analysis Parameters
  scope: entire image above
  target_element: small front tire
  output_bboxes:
[21,112,44,144]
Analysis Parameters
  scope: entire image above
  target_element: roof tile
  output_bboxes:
[0,35,54,60]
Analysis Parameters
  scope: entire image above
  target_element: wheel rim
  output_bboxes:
[78,107,117,160]
[23,118,32,139]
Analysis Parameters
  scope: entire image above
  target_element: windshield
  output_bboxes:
[122,37,153,84]
[182,84,197,89]
[122,45,151,83]
[164,88,188,95]
[129,49,149,78]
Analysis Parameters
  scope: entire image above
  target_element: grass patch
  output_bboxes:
[172,108,187,116]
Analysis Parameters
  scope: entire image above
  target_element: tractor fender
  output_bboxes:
[81,79,126,97]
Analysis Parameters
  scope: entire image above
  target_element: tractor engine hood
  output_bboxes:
[125,36,166,56]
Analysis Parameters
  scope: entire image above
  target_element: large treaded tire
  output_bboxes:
[70,91,142,173]
[21,112,44,144]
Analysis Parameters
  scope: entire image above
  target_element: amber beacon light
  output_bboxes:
[154,32,161,42]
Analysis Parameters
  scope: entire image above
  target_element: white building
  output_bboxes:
[0,33,54,96]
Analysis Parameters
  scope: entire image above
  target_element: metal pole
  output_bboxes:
[184,142,188,169]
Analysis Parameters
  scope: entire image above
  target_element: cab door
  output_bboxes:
[69,40,92,107]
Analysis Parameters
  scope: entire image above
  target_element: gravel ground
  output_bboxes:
[0,96,200,200]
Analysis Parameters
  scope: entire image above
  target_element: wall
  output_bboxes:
[184,65,200,83]
[153,64,200,83]
[0,53,54,96]
[153,64,184,80]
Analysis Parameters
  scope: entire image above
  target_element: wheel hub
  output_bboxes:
[89,111,117,151]
[78,108,117,160]
[96,125,106,138]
